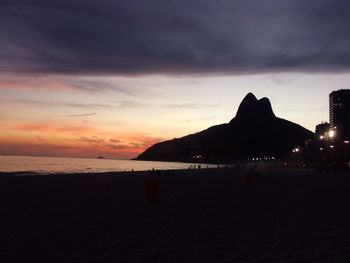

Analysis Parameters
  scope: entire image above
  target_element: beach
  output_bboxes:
[1,167,350,262]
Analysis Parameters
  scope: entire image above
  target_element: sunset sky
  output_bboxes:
[1,0,350,159]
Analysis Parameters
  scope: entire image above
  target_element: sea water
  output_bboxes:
[0,155,216,175]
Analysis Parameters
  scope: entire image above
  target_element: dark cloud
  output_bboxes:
[164,103,218,109]
[106,144,128,150]
[109,139,122,143]
[77,136,104,144]
[1,0,350,75]
[61,113,96,117]
[63,79,136,95]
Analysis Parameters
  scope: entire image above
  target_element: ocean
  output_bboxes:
[0,155,216,175]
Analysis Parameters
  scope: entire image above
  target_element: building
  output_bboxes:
[315,122,329,138]
[329,89,350,142]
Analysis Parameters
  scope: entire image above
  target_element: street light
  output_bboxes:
[292,147,300,153]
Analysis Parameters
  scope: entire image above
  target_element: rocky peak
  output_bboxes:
[232,93,275,122]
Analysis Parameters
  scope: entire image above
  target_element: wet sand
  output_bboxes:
[1,167,350,262]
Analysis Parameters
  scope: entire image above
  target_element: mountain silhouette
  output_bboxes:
[234,93,275,121]
[135,93,314,162]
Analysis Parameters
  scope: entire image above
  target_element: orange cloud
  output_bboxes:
[2,122,166,159]
[12,122,99,136]
[0,142,138,159]
[0,138,149,159]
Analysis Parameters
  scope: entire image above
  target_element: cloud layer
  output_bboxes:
[1,0,350,75]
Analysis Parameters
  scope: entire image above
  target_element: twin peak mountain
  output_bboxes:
[136,93,313,162]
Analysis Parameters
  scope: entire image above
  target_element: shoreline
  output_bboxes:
[0,164,335,177]
[0,165,237,177]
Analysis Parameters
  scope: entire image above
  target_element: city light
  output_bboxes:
[251,156,276,161]
[329,130,335,138]
[345,141,349,144]
[320,135,324,140]
[292,147,300,153]
[330,145,334,149]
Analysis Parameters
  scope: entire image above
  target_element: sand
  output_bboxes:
[1,167,350,262]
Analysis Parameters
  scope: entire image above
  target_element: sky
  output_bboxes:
[1,0,350,159]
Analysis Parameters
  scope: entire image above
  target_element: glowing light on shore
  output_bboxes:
[293,147,300,153]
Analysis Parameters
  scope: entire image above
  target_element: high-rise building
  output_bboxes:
[329,89,350,142]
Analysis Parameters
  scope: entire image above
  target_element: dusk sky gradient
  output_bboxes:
[1,0,350,158]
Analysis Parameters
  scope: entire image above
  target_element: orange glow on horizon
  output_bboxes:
[2,72,341,159]
[12,122,100,135]
[1,121,165,159]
